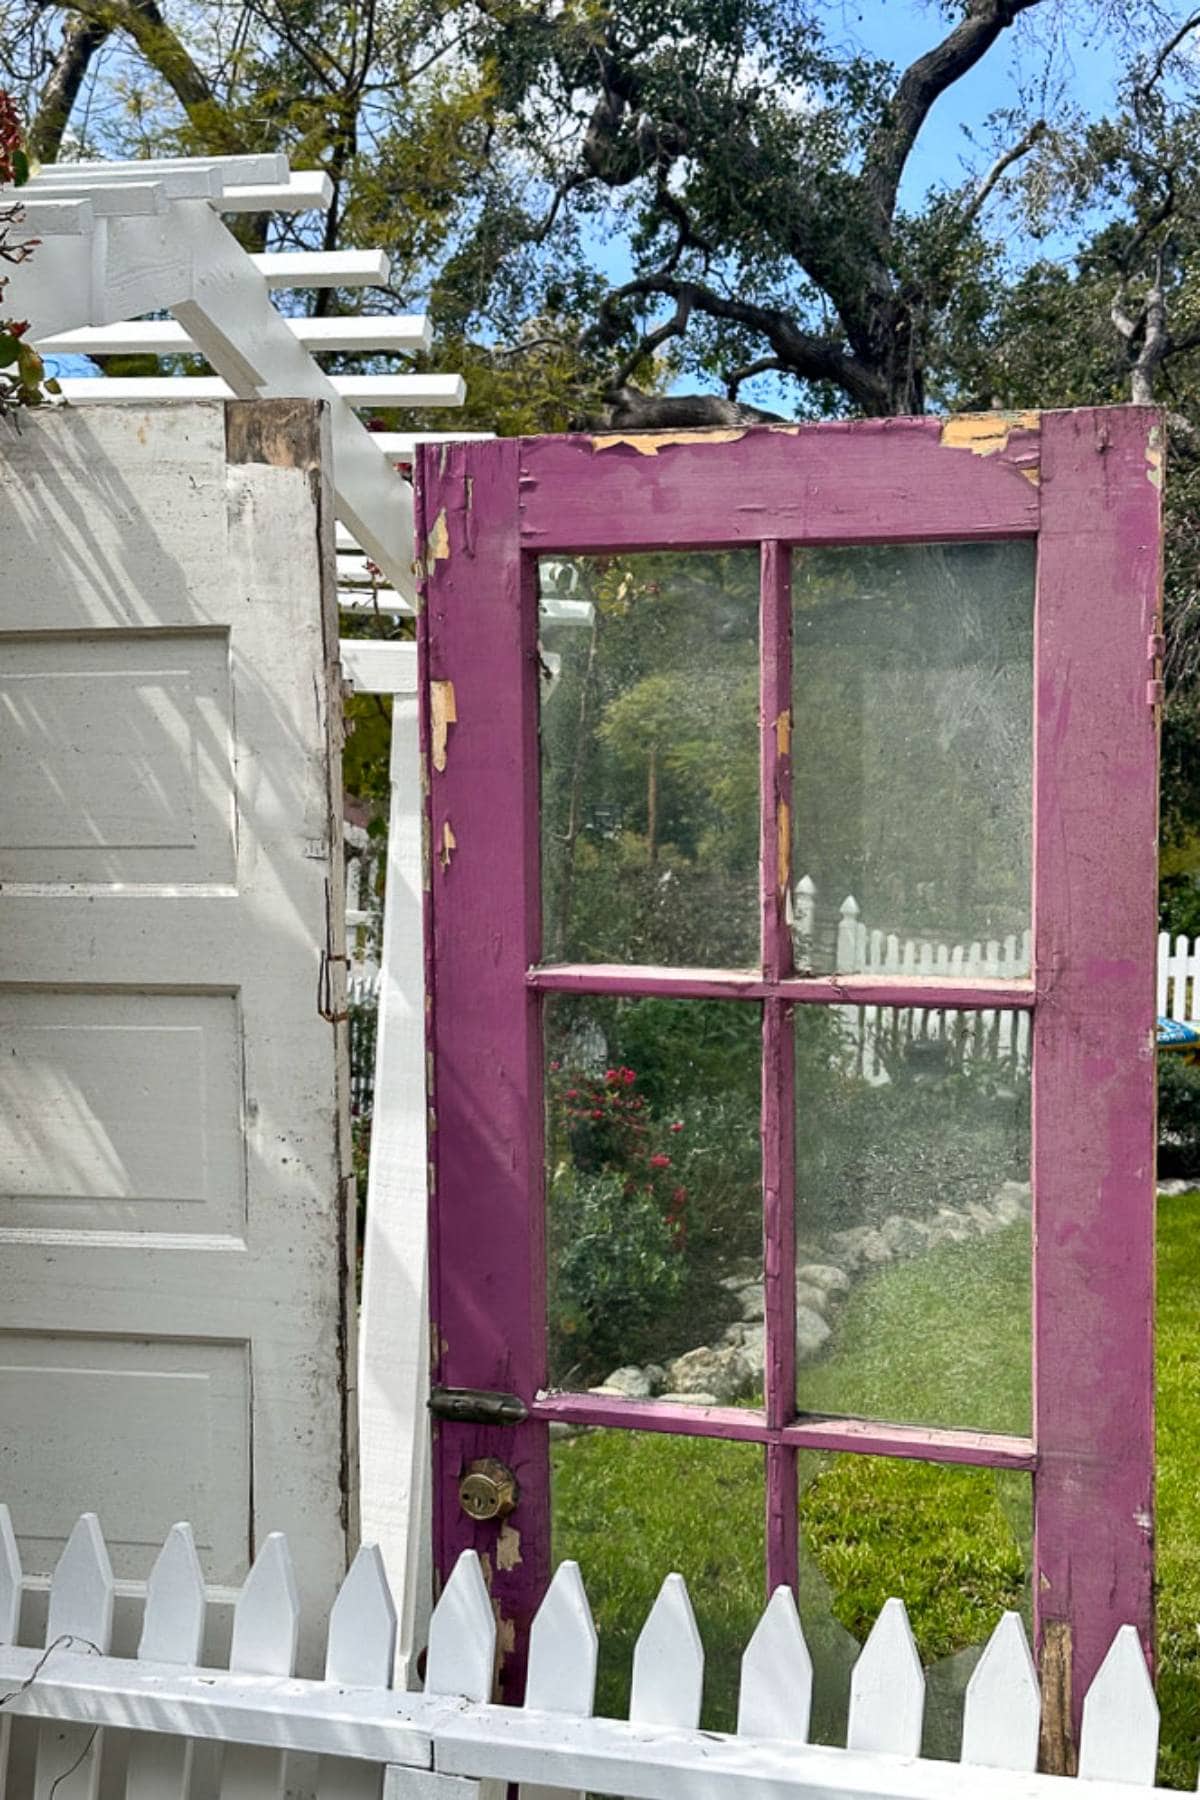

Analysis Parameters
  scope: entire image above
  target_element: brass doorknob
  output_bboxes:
[458,1458,519,1522]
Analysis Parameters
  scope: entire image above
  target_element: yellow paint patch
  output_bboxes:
[425,508,451,572]
[590,428,747,456]
[439,820,457,870]
[939,412,1040,456]
[430,679,457,772]
[1019,466,1040,486]
[496,1522,523,1571]
[1147,425,1165,490]
[775,709,791,757]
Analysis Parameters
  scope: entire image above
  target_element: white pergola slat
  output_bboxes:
[7,153,487,602]
[222,170,334,212]
[38,314,432,355]
[371,431,495,455]
[37,166,222,201]
[30,178,172,214]
[32,151,288,183]
[55,372,465,407]
[252,248,391,287]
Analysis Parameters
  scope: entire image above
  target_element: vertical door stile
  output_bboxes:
[1031,407,1162,1768]
[417,438,549,1703]
[761,542,798,1596]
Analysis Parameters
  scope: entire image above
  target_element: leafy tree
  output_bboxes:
[10,0,1170,431]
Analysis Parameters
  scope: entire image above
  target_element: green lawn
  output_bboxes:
[551,1192,1200,1781]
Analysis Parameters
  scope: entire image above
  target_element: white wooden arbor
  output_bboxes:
[9,151,494,607]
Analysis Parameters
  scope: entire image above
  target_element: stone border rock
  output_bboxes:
[589,1180,1033,1407]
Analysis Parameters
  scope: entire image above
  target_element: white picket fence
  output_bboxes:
[0,1507,1174,1800]
[1158,931,1200,1023]
[795,879,1034,1083]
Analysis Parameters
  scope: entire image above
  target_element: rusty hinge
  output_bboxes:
[429,1385,528,1426]
[318,949,350,1023]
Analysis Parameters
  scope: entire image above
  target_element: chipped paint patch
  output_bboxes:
[939,412,1040,457]
[590,428,747,456]
[430,679,457,772]
[1146,424,1165,490]
[439,820,457,870]
[1019,465,1040,486]
[775,710,791,757]
[496,1522,523,1571]
[424,508,451,573]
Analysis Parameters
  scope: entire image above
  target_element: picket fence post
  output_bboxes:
[33,1513,114,1800]
[125,1522,206,1800]
[219,1533,300,1799]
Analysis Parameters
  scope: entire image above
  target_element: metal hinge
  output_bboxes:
[428,1385,528,1426]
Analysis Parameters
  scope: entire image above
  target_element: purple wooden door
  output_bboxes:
[416,410,1162,1763]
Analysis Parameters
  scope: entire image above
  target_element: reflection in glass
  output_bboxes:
[793,1004,1031,1434]
[552,1429,765,1731]
[799,1455,1031,1756]
[791,541,1034,976]
[539,551,760,967]
[544,995,762,1395]
[551,1426,1029,1755]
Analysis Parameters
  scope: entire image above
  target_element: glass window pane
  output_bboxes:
[791,541,1034,976]
[539,551,760,967]
[793,1004,1031,1434]
[545,995,763,1396]
[799,1455,1031,1757]
[552,1428,765,1730]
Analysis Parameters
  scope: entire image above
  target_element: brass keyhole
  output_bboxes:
[458,1458,519,1522]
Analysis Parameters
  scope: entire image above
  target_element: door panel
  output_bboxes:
[418,412,1162,1758]
[0,400,354,1670]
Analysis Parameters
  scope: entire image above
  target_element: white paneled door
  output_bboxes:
[0,400,355,1668]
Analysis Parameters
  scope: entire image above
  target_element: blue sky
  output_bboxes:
[585,2,1136,402]
[853,1,1119,205]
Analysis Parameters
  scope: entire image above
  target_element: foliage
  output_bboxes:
[549,1169,687,1377]
[1158,1054,1200,1178]
[347,992,378,1255]
[547,1060,690,1376]
[0,90,58,418]
[542,551,759,965]
[795,1050,1030,1235]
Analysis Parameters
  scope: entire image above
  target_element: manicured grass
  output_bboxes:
[551,1194,1200,1778]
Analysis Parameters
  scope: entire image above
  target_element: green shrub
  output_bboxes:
[549,1169,687,1377]
[1159,1054,1200,1177]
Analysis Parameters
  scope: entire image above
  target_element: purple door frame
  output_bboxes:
[416,410,1163,1766]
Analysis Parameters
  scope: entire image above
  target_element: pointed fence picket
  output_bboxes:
[125,1523,206,1800]
[737,1586,812,1742]
[0,1514,1178,1799]
[317,1544,398,1800]
[629,1573,704,1730]
[219,1533,301,1799]
[521,1561,598,1800]
[33,1512,114,1800]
